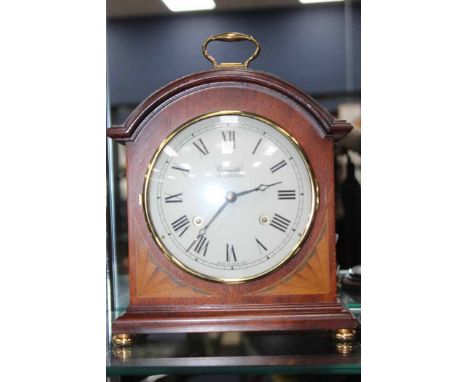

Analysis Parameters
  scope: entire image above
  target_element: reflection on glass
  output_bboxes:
[179,163,192,170]
[262,145,278,156]
[220,115,239,124]
[251,161,262,168]
[203,183,226,205]
[163,145,178,157]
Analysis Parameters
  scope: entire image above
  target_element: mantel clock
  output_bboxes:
[108,33,357,335]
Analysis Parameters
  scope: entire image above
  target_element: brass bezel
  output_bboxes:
[143,111,319,284]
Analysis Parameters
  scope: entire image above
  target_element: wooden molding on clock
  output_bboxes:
[107,69,353,142]
[108,65,357,334]
[113,302,355,334]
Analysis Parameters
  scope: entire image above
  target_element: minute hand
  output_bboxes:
[196,199,229,238]
[236,181,282,197]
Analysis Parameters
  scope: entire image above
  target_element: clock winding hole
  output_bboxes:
[259,214,270,225]
[193,216,204,227]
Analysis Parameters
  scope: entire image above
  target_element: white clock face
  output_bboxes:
[144,112,317,283]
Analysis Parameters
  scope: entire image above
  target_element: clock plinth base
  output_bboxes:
[112,302,357,334]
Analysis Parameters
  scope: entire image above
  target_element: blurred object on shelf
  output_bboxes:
[337,102,361,153]
[335,102,361,269]
[343,265,361,292]
[338,102,360,122]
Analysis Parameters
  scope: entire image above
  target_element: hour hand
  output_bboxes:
[255,182,282,192]
[236,181,282,197]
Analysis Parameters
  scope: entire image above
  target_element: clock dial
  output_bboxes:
[144,112,318,282]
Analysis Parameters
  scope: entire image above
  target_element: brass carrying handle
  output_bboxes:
[202,32,261,69]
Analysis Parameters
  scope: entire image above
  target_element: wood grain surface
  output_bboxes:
[108,68,356,333]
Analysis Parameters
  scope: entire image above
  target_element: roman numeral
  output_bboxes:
[171,215,190,237]
[171,165,190,173]
[278,190,296,200]
[252,138,262,155]
[188,236,209,256]
[270,213,291,232]
[222,131,235,153]
[193,138,209,156]
[226,244,237,262]
[165,192,183,203]
[270,160,287,173]
[255,238,268,252]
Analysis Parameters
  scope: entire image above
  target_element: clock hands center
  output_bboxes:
[194,182,282,240]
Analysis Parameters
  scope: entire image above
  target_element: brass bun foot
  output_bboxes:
[333,328,358,355]
[334,328,357,341]
[112,333,133,347]
[336,342,354,355]
[112,346,132,361]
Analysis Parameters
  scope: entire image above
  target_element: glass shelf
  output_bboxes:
[107,329,360,376]
[107,286,360,376]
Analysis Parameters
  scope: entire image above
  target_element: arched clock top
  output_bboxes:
[107,69,353,143]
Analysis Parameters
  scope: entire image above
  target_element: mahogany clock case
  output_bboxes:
[107,68,356,334]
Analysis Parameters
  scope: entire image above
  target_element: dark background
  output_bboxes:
[107,2,360,114]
